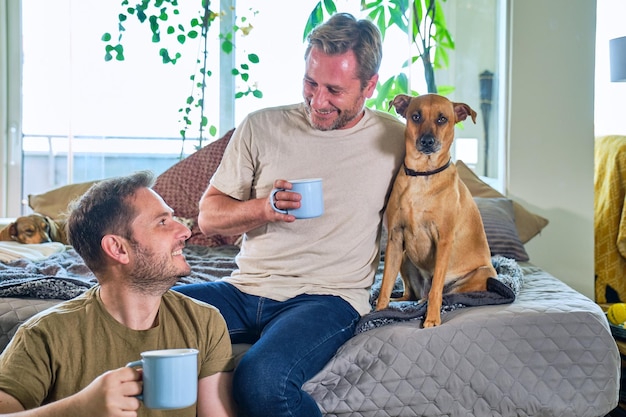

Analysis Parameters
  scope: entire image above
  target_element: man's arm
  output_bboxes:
[197,181,301,237]
[0,367,141,417]
[196,372,236,417]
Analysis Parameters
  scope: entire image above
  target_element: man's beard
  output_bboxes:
[304,94,366,131]
[127,241,190,296]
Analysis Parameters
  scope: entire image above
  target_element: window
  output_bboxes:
[3,0,506,216]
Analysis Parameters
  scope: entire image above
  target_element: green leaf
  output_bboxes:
[201,116,208,127]
[136,7,147,22]
[323,0,337,14]
[303,2,324,41]
[118,13,127,22]
[114,44,125,61]
[159,48,171,63]
[389,4,408,33]
[188,30,198,39]
[177,34,186,44]
[101,33,112,42]
[248,53,259,64]
[436,84,455,96]
[241,73,249,81]
[222,39,234,53]
[396,72,409,92]
[167,26,175,34]
[253,90,263,98]
[241,63,249,70]
[209,125,217,136]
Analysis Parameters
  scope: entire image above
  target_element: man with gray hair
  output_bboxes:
[177,13,405,417]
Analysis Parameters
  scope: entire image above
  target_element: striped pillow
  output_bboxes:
[474,197,529,262]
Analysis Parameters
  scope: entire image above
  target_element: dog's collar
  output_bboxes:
[404,159,452,177]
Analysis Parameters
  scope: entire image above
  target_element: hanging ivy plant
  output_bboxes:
[101,0,262,153]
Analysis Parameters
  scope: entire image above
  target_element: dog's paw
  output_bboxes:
[375,300,389,311]
[422,317,441,328]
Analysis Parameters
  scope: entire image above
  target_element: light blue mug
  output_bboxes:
[126,348,198,410]
[270,178,324,219]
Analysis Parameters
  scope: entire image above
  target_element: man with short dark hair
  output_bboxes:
[0,171,236,417]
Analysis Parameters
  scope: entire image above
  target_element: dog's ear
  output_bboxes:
[43,216,63,241]
[40,217,51,232]
[8,223,18,239]
[453,102,477,124]
[389,94,413,119]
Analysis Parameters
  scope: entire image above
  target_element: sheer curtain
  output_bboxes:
[1,0,22,217]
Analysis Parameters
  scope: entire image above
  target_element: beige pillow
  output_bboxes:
[28,180,99,220]
[456,160,548,243]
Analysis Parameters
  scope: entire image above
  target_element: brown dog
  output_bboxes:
[375,94,496,328]
[0,214,68,245]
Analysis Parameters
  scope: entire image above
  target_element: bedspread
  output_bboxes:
[303,263,619,417]
[0,246,619,417]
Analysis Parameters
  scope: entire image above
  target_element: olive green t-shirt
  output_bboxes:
[0,286,233,416]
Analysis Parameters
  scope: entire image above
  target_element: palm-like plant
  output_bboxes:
[304,0,455,111]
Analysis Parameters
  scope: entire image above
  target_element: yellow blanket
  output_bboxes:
[595,135,626,302]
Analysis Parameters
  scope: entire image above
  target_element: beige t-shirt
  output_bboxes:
[213,103,406,315]
[0,287,234,417]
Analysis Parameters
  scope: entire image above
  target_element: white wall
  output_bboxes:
[507,0,596,298]
[595,0,626,137]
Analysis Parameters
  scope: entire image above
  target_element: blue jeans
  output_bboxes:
[175,280,360,417]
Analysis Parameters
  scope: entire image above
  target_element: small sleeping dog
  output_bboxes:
[0,213,68,245]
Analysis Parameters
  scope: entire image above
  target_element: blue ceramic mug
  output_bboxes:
[270,178,324,219]
[126,348,198,410]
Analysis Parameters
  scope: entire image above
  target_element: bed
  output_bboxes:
[0,130,620,417]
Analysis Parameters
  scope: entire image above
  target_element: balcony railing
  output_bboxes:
[21,134,204,210]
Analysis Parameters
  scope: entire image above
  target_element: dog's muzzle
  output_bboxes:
[417,134,441,154]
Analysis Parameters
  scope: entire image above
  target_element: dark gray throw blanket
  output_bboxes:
[355,255,523,334]
[1,245,522,334]
[0,245,240,300]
